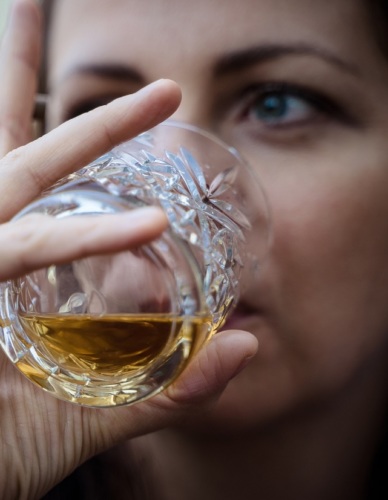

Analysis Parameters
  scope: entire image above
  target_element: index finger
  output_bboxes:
[0,79,182,222]
[0,207,168,282]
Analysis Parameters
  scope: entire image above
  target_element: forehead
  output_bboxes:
[48,0,375,86]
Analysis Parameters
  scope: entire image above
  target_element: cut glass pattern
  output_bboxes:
[53,129,251,328]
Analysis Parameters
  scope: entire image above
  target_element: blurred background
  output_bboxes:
[0,0,11,38]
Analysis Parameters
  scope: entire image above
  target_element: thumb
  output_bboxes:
[166,330,258,405]
[90,330,258,443]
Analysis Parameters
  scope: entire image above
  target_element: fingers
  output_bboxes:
[0,206,168,281]
[0,0,42,156]
[0,79,182,222]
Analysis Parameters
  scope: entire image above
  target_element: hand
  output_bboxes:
[0,2,258,498]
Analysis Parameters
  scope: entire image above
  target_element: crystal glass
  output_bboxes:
[0,121,270,407]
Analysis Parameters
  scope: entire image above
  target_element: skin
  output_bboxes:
[1,0,388,497]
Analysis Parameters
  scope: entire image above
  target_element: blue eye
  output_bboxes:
[250,91,314,126]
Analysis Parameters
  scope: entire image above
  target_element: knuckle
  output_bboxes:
[1,144,47,193]
[1,145,24,164]
[13,214,47,248]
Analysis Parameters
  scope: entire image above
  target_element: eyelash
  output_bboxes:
[236,82,351,128]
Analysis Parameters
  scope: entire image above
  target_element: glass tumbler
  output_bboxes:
[0,121,270,407]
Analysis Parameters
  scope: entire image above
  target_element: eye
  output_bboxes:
[251,92,314,126]
[238,83,348,130]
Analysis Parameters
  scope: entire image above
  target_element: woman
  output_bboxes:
[1,0,388,498]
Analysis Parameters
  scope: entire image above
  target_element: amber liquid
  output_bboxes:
[18,312,212,377]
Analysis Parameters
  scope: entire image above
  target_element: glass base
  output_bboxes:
[1,313,211,407]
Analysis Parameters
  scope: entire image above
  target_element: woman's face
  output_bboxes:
[47,0,388,430]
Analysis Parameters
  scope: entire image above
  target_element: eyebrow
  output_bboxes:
[59,42,359,87]
[62,63,144,84]
[214,43,359,77]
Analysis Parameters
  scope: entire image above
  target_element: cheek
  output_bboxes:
[264,161,388,386]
